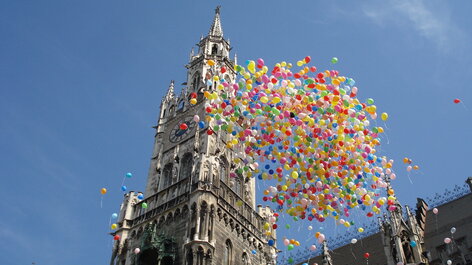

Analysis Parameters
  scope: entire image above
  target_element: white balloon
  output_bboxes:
[134,248,140,254]
[447,260,452,265]
[351,238,358,244]
[451,227,456,234]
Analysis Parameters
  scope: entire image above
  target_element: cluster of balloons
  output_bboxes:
[201,56,398,246]
[403,157,419,172]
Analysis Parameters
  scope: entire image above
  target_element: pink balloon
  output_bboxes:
[433,208,438,214]
[406,166,412,172]
[310,245,317,251]
[134,248,141,254]
[444,237,451,244]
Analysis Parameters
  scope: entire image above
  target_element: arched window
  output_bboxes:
[211,44,218,55]
[234,178,241,197]
[177,100,184,112]
[219,159,227,184]
[223,240,232,265]
[197,247,204,265]
[242,252,249,265]
[163,164,173,188]
[192,73,200,91]
[180,153,193,180]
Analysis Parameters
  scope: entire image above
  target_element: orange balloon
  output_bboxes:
[100,188,107,195]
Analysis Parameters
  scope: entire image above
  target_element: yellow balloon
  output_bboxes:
[111,223,117,230]
[381,112,389,121]
[207,60,215,66]
[190,98,197,105]
[100,188,107,195]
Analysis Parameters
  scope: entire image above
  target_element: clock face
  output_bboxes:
[169,116,196,143]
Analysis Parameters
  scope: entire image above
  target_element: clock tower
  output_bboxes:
[110,7,277,265]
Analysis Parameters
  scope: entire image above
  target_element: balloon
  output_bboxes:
[180,123,188,130]
[309,245,317,251]
[287,244,294,250]
[407,166,412,172]
[111,213,118,219]
[207,59,215,66]
[121,185,127,191]
[433,208,438,214]
[142,202,148,209]
[252,250,257,254]
[410,241,417,247]
[193,115,200,122]
[454,99,461,104]
[364,253,370,259]
[447,260,452,265]
[358,227,364,233]
[268,239,275,246]
[351,238,357,244]
[100,188,107,195]
[134,248,140,254]
[413,165,419,170]
[381,112,388,121]
[331,57,338,64]
[308,226,313,231]
[114,235,120,240]
[444,237,451,244]
[190,98,197,105]
[126,172,133,178]
[111,223,117,230]
[450,227,456,234]
[137,194,144,200]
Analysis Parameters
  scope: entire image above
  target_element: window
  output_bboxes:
[192,73,200,91]
[177,100,184,112]
[180,153,193,180]
[219,159,227,183]
[234,178,241,197]
[163,164,173,188]
[211,44,218,55]
[186,250,193,265]
[223,240,232,265]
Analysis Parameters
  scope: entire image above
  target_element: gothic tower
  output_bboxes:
[379,180,429,265]
[110,7,277,265]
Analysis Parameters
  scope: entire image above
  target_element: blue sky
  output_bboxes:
[1,1,471,264]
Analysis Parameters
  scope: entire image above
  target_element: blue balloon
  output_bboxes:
[137,194,144,200]
[410,241,417,247]
[111,213,118,219]
[121,185,127,191]
[268,239,274,246]
[251,250,257,255]
[198,121,205,128]
[126,172,133,178]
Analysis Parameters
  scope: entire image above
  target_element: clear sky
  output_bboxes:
[1,1,471,264]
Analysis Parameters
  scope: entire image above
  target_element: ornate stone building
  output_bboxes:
[109,7,277,265]
[290,178,472,265]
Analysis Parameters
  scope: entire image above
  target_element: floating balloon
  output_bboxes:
[126,172,133,178]
[309,245,317,251]
[447,260,452,265]
[114,235,120,240]
[137,194,144,200]
[451,227,456,234]
[433,208,439,214]
[252,250,257,255]
[331,57,338,64]
[111,213,118,219]
[268,239,275,246]
[410,241,417,247]
[444,237,451,244]
[100,188,107,195]
[364,253,370,259]
[351,238,357,244]
[121,185,127,191]
[142,202,148,209]
[111,223,117,230]
[454,99,461,104]
[134,248,141,254]
[381,112,389,121]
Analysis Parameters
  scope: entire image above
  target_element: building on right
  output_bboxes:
[291,177,472,265]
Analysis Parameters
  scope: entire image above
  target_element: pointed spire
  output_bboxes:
[321,240,334,265]
[208,6,223,37]
[189,47,195,60]
[165,80,175,101]
[234,53,238,65]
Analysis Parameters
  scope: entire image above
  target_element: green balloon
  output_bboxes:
[288,244,294,250]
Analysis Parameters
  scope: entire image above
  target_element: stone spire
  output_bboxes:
[208,6,223,37]
[322,240,334,265]
[165,80,175,101]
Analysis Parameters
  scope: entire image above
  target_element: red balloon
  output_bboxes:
[180,123,188,130]
[454,98,461,104]
[364,253,370,259]
[114,235,120,240]
[305,56,311,63]
[221,66,226,73]
[207,129,213,135]
[190,92,197,99]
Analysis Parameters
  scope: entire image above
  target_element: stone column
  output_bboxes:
[194,207,201,240]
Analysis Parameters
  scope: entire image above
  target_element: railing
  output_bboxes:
[425,182,470,209]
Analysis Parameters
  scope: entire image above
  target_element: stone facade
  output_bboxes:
[109,7,277,265]
[294,178,472,265]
